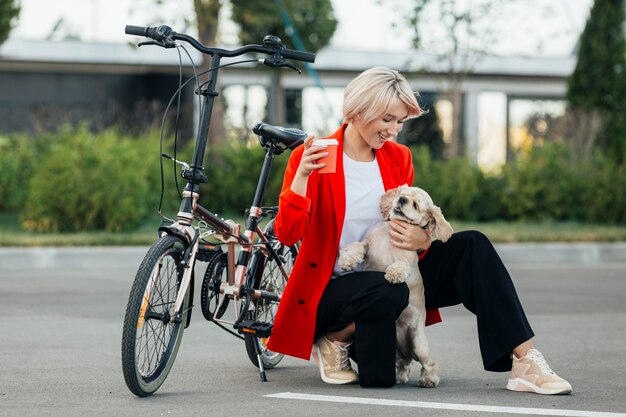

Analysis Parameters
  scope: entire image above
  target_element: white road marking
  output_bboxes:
[265,392,626,417]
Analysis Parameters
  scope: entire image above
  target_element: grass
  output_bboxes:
[1,212,626,247]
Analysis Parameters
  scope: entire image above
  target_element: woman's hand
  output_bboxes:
[295,135,328,177]
[290,135,327,196]
[389,219,431,252]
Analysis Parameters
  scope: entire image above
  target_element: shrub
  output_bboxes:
[411,142,626,224]
[411,146,484,220]
[201,141,290,216]
[582,151,626,223]
[21,126,169,232]
[498,143,580,221]
[15,127,626,232]
[0,134,36,212]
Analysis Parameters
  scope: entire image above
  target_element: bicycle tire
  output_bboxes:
[121,234,190,397]
[200,251,230,321]
[244,220,298,369]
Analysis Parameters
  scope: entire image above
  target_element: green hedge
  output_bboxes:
[202,143,289,216]
[0,132,50,212]
[20,126,189,232]
[4,127,625,232]
[412,143,626,224]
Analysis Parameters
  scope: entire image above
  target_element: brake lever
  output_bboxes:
[259,58,302,74]
[282,62,302,74]
[138,39,176,49]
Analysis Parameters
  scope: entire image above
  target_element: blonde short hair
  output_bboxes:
[343,67,423,125]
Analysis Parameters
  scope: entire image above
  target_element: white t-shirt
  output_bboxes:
[332,153,385,276]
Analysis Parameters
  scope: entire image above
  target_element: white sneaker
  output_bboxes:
[506,349,572,395]
[311,337,358,385]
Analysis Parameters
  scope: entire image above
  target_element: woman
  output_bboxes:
[266,67,571,394]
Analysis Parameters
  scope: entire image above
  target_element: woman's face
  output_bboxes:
[352,101,409,149]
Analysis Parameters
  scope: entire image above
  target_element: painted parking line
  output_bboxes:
[265,392,626,417]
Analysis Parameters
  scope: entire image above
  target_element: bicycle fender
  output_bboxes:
[158,225,191,246]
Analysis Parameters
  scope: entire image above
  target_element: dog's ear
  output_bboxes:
[428,205,453,242]
[380,188,399,220]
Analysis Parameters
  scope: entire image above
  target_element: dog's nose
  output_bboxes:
[398,196,408,206]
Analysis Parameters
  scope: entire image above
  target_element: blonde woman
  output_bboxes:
[267,67,571,393]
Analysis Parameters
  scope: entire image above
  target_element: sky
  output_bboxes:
[10,0,594,57]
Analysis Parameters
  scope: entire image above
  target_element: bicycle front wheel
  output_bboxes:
[121,235,190,397]
[244,221,298,369]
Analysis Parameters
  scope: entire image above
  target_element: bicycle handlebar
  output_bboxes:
[124,24,316,63]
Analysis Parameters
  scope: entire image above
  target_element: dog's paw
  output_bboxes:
[338,248,363,271]
[417,361,439,388]
[385,264,409,284]
[396,369,410,384]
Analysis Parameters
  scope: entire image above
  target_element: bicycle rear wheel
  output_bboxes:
[121,235,191,397]
[244,221,298,369]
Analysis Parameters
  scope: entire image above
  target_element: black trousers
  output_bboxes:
[315,271,409,387]
[419,230,534,371]
[315,230,534,387]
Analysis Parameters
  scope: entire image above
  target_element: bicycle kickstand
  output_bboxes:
[253,338,268,382]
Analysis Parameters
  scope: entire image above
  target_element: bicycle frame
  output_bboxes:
[122,24,313,393]
[125,23,312,331]
[169,144,284,326]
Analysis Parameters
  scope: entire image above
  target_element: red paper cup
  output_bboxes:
[313,139,338,174]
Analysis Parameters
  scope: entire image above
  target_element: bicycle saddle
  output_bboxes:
[253,123,308,151]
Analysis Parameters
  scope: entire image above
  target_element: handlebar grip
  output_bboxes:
[282,48,316,63]
[125,25,148,36]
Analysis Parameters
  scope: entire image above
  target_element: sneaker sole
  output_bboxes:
[311,345,358,385]
[506,378,572,395]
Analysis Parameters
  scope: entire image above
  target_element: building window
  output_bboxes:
[508,98,566,157]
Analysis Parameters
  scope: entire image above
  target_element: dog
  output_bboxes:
[337,185,453,387]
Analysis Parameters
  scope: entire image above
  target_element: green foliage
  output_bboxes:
[0,133,47,212]
[202,142,289,215]
[0,0,20,45]
[400,101,445,159]
[231,0,337,53]
[411,143,626,224]
[567,0,626,111]
[582,150,626,223]
[500,144,576,220]
[412,146,482,220]
[9,129,626,234]
[567,0,626,159]
[21,126,179,232]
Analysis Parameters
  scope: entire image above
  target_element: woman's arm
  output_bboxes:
[273,136,327,246]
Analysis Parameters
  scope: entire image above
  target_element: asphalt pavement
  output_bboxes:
[1,244,626,417]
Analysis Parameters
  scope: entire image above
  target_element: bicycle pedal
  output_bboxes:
[237,319,272,338]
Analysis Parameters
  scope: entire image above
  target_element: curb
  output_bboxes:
[1,243,626,271]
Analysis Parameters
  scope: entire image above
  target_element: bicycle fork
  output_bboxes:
[172,239,198,319]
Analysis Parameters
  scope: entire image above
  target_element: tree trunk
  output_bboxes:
[268,71,286,126]
[444,87,464,159]
[194,0,226,147]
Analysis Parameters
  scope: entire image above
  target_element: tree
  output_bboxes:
[566,0,626,160]
[194,0,227,146]
[0,0,20,45]
[398,95,445,159]
[149,0,336,144]
[395,0,508,159]
[231,0,337,126]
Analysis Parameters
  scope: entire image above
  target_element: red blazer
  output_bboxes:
[267,124,442,360]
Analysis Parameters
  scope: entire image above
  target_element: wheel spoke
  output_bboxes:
[122,235,189,396]
[243,223,297,370]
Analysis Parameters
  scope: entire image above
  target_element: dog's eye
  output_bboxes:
[413,202,418,209]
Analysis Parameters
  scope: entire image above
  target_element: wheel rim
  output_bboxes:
[135,247,182,382]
